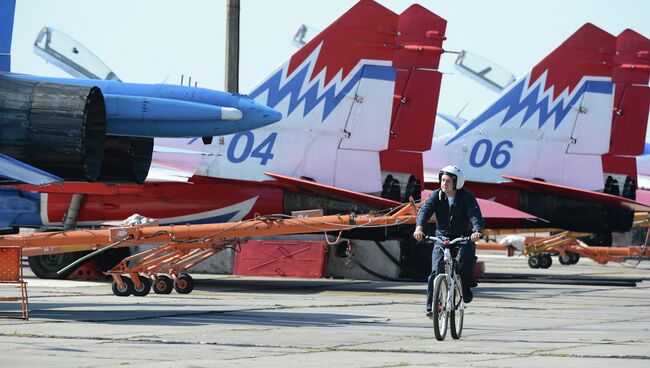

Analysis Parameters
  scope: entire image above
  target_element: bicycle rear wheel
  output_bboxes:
[432,274,449,341]
[450,277,464,339]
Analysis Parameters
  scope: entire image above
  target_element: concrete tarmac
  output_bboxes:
[0,253,649,367]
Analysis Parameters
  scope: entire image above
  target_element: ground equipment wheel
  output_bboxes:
[132,275,152,297]
[450,278,464,339]
[29,247,130,280]
[432,274,449,341]
[559,253,572,265]
[112,276,134,297]
[153,275,174,294]
[528,255,541,269]
[28,251,87,279]
[174,273,195,294]
[540,254,552,269]
[569,252,580,265]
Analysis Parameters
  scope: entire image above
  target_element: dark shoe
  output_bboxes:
[463,288,473,304]
[426,308,433,318]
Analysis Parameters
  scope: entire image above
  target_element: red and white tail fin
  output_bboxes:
[379,5,446,201]
[602,29,650,198]
[425,23,617,191]
[154,0,446,195]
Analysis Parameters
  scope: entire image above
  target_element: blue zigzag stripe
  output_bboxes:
[250,63,394,122]
[446,78,613,146]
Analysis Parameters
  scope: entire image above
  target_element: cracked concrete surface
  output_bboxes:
[0,254,648,367]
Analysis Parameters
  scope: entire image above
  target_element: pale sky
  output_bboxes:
[10,0,650,120]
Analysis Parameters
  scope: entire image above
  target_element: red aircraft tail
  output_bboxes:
[379,5,446,202]
[602,29,650,199]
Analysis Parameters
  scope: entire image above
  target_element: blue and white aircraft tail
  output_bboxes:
[154,0,446,195]
[425,23,618,192]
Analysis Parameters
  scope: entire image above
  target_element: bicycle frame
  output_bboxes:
[428,235,469,341]
[442,246,463,315]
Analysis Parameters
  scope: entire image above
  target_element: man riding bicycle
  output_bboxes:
[413,165,484,316]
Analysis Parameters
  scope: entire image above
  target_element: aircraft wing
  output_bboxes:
[475,198,537,219]
[264,172,400,209]
[0,153,62,185]
[420,189,537,220]
[268,172,539,221]
[634,189,650,207]
[504,175,650,212]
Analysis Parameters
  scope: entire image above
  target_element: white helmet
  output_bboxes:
[439,165,465,189]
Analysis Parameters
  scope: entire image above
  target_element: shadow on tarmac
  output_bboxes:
[193,277,426,295]
[1,301,384,327]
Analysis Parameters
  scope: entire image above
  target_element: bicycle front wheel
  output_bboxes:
[450,277,464,339]
[432,274,449,341]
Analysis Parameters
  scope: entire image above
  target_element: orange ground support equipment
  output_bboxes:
[0,246,29,319]
[524,232,650,267]
[0,202,418,297]
[476,231,650,269]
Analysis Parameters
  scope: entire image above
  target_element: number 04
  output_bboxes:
[227,132,277,165]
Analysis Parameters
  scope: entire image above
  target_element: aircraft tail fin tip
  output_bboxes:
[0,0,16,72]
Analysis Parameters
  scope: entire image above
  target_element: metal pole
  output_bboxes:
[62,193,85,230]
[225,0,240,93]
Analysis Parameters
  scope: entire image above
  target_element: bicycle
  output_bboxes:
[426,235,470,341]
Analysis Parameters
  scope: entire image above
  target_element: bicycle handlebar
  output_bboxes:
[425,235,471,246]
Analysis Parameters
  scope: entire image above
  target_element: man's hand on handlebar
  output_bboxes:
[470,231,482,242]
[413,226,425,243]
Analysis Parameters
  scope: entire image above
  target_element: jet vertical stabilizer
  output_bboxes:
[424,24,650,234]
[155,0,447,201]
[380,4,447,202]
[602,29,650,199]
[426,24,616,191]
[156,0,400,194]
[0,0,15,72]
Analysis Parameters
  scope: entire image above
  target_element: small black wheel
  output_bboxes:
[528,255,541,269]
[559,253,572,265]
[153,275,174,294]
[28,251,88,279]
[132,275,152,297]
[112,276,134,297]
[174,273,195,294]
[569,252,580,265]
[540,254,552,269]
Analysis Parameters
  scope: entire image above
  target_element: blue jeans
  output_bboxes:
[426,241,477,310]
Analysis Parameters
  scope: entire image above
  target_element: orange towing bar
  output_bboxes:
[0,202,418,257]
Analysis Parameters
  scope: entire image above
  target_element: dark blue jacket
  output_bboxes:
[416,188,484,238]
